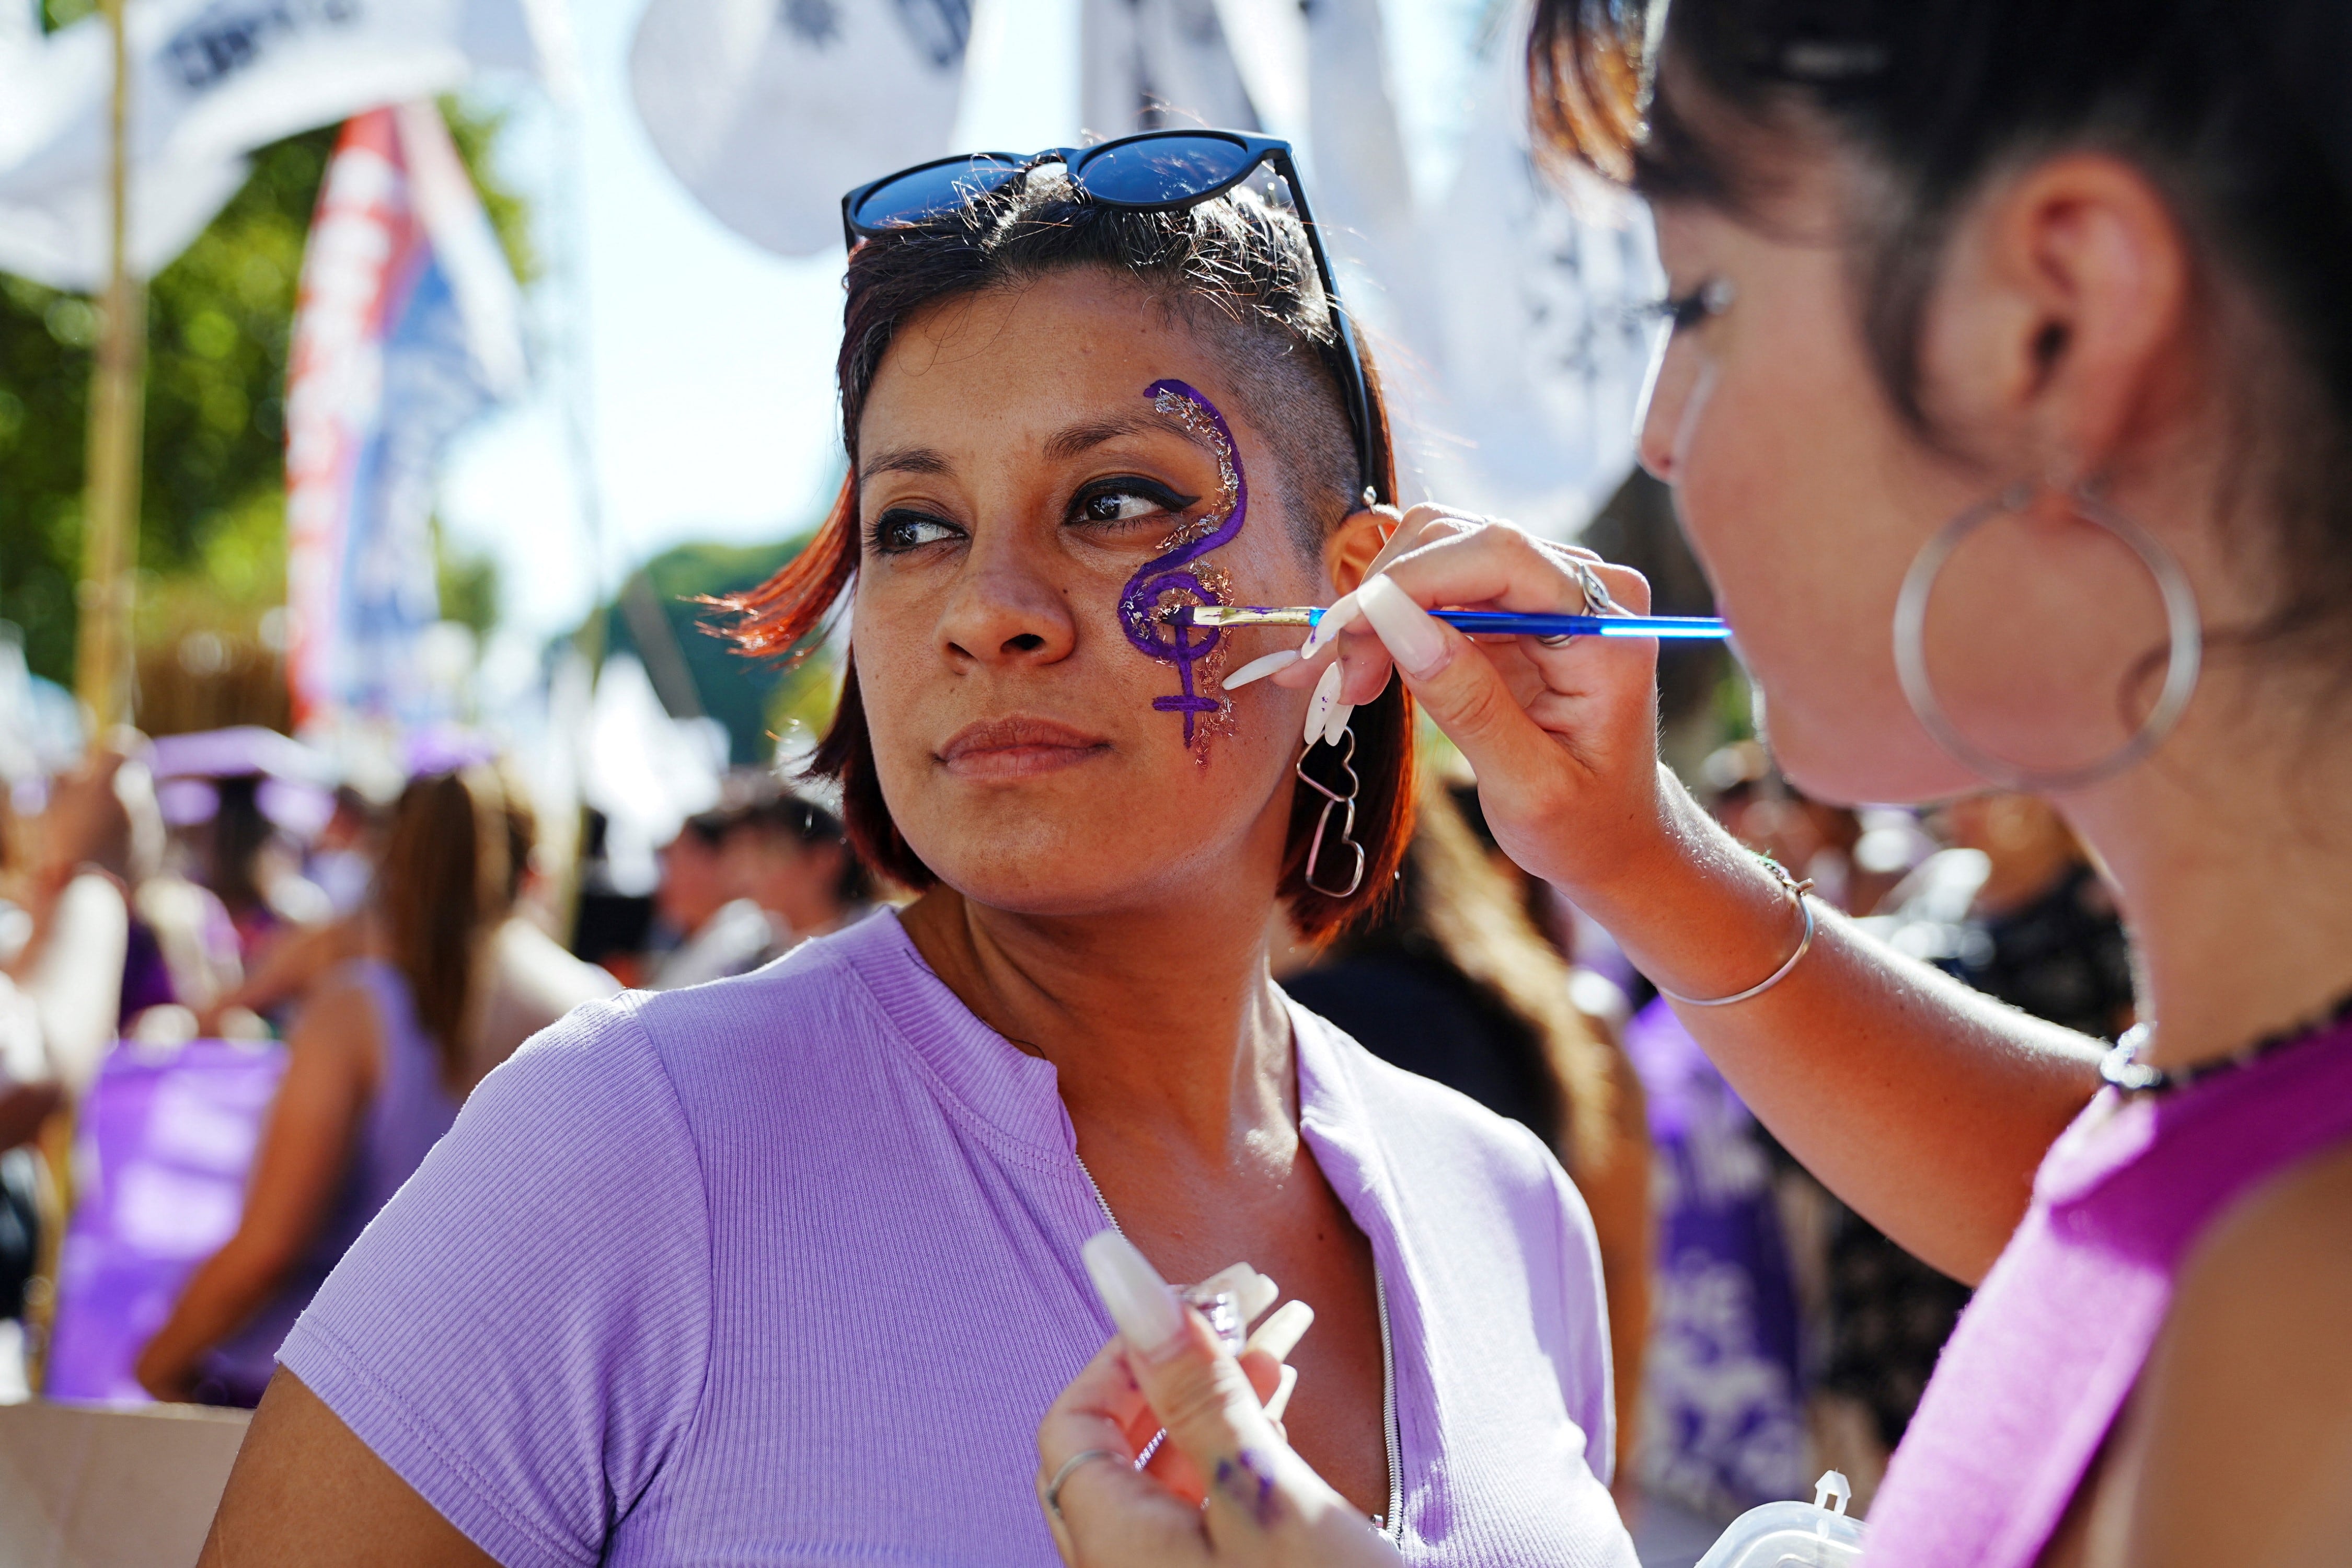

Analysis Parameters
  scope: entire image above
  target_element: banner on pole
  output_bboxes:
[283,103,523,736]
[0,0,546,290]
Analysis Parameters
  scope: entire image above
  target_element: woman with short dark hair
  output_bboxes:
[199,144,1633,1566]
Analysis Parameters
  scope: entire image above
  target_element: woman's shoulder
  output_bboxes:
[632,906,899,1035]
[2127,1138,2352,1553]
[2172,1134,2352,1313]
[498,909,911,1114]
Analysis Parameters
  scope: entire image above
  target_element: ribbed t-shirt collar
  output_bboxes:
[833,910,1388,1202]
[832,909,1070,1157]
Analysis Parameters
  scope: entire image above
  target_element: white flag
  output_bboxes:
[0,151,249,292]
[1079,0,1256,139]
[0,0,37,52]
[1417,8,1662,532]
[0,0,545,290]
[1299,0,1449,502]
[630,0,973,259]
[0,0,544,201]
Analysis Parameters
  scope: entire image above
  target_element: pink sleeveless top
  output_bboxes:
[1864,1012,2352,1566]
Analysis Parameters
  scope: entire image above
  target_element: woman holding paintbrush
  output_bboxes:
[1042,1,2352,1564]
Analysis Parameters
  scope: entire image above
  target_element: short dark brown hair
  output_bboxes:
[721,173,1411,939]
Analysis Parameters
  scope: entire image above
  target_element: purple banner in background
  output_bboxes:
[45,1040,285,1404]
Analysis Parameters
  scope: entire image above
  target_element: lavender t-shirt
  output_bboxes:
[281,910,1633,1568]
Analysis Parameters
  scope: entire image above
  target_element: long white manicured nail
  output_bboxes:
[1299,593,1361,658]
[1222,649,1300,690]
[1236,1272,1278,1324]
[1304,662,1343,746]
[1082,1231,1184,1358]
[1323,699,1353,746]
[1356,573,1447,678]
[1194,1263,1260,1299]
[1263,1364,1299,1423]
[1244,1299,1315,1363]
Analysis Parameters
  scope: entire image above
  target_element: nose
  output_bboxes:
[1636,337,1699,484]
[937,536,1077,668]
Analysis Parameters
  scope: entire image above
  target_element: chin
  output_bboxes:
[901,804,1163,917]
[1763,697,1979,809]
[924,851,1179,920]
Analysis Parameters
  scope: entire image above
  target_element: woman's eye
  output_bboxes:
[1071,480,1193,527]
[872,509,962,553]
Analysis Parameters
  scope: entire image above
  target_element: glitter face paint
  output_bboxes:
[1116,379,1248,751]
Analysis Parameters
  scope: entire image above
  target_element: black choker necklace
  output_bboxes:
[2100,988,2352,1094]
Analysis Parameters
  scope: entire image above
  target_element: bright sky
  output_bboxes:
[439,0,1486,681]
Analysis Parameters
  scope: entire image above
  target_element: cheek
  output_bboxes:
[1670,325,1976,802]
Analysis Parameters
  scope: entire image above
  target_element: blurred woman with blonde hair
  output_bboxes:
[137,766,608,1405]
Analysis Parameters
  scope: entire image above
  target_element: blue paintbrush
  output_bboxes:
[1185,604,1730,640]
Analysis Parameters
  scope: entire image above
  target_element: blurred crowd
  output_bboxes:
[0,729,870,1406]
[0,719,2129,1559]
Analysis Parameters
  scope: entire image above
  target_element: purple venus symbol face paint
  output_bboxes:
[1116,379,1248,750]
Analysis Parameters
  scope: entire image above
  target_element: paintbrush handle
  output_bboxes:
[1425,610,1730,640]
[1188,605,1730,639]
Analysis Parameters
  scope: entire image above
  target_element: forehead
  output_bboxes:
[857,270,1241,455]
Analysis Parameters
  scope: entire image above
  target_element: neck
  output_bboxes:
[2066,678,2352,1071]
[897,882,1295,1159]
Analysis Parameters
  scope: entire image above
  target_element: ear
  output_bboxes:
[1322,506,1393,595]
[1925,153,2192,477]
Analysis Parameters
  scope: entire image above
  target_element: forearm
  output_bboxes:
[223,916,359,1020]
[1577,771,2102,1282]
[141,1238,292,1390]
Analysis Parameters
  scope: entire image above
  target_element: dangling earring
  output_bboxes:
[1297,724,1366,898]
[1892,480,2202,792]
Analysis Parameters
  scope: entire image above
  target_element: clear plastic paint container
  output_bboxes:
[1692,1471,1866,1568]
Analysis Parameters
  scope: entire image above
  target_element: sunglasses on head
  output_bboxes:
[841,128,1391,507]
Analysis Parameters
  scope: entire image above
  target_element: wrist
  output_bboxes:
[1556,764,1707,912]
[1561,775,1802,988]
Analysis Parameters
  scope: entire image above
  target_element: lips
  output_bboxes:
[936,716,1111,779]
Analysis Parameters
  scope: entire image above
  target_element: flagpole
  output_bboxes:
[74,0,145,738]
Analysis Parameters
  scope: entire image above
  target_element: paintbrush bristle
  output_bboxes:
[1185,605,1317,627]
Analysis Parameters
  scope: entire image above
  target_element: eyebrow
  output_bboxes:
[860,410,1211,482]
[1043,411,1208,463]
[859,446,952,482]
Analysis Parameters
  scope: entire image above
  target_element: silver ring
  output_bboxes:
[1045,1447,1129,1523]
[1537,557,1628,645]
[1572,558,1630,617]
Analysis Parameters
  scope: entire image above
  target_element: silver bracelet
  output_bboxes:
[1654,856,1818,1008]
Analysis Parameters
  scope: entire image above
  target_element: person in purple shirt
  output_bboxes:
[197,152,1634,1565]
[1040,3,2352,1566]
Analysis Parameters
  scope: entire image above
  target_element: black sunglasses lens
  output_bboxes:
[1076,136,1256,206]
[852,155,1025,230]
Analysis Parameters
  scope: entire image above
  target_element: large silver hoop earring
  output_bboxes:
[1297,725,1366,898]
[1892,482,2202,793]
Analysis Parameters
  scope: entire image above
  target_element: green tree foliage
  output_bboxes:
[436,521,502,640]
[597,537,844,768]
[0,99,531,685]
